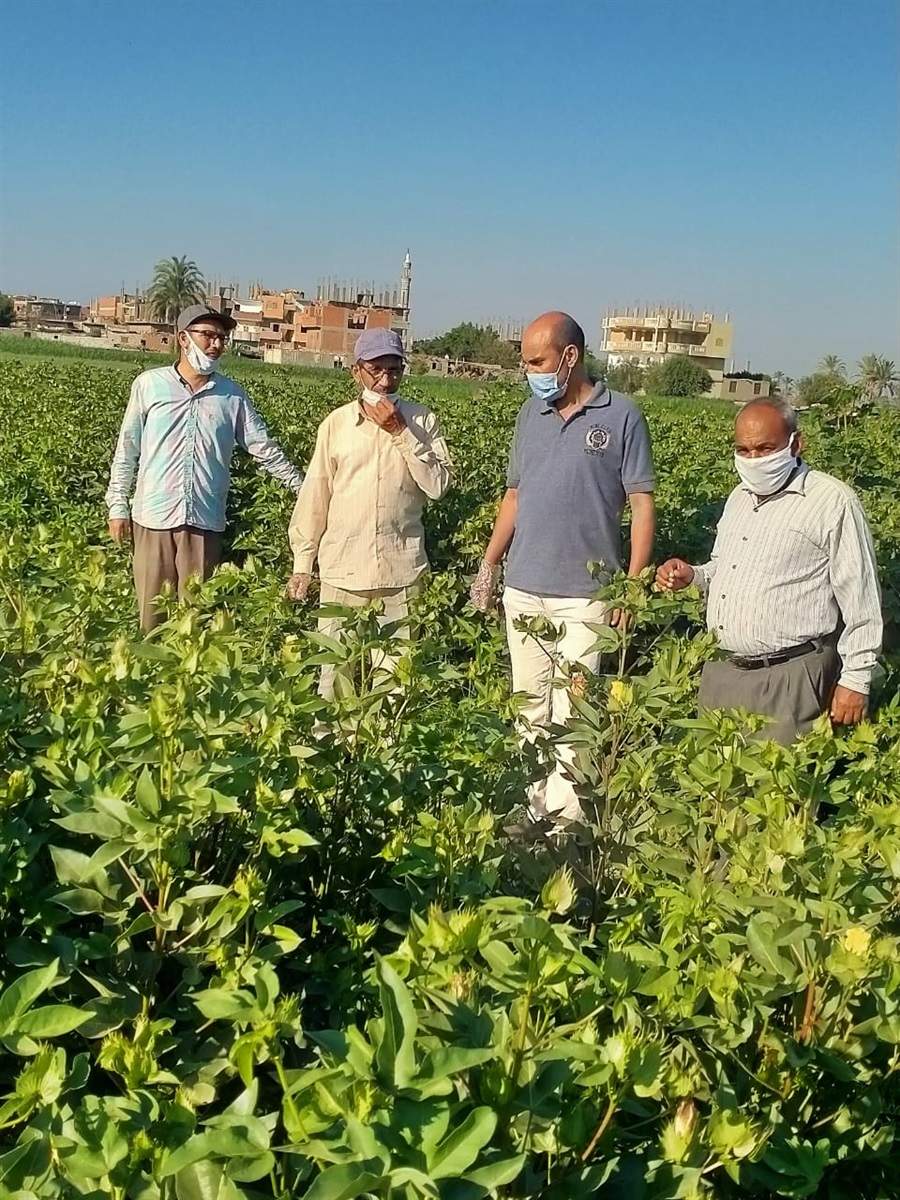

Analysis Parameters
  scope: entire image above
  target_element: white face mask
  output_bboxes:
[184,333,220,376]
[734,434,798,496]
[361,387,398,405]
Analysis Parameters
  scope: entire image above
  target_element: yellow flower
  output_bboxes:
[609,679,633,711]
[842,926,871,956]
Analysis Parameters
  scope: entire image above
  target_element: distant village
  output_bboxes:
[4,256,772,400]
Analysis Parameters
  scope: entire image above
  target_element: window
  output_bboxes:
[715,338,723,346]
[272,323,280,332]
[728,381,737,394]
[753,383,761,395]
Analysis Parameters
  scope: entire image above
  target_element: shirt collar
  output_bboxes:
[540,381,610,415]
[171,364,215,394]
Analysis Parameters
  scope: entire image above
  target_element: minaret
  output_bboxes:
[399,250,412,352]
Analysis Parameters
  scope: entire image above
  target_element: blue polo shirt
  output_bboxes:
[505,384,655,598]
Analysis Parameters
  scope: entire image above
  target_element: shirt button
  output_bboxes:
[742,536,748,541]
[721,594,726,599]
[718,624,724,630]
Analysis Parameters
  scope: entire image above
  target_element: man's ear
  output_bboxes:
[794,432,805,457]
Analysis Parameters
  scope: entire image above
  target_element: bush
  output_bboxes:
[645,356,713,398]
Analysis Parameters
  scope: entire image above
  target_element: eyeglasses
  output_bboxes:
[361,361,405,380]
[189,329,229,346]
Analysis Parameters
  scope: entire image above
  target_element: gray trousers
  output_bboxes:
[698,639,841,745]
[132,523,223,631]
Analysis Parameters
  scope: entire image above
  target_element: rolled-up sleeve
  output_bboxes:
[236,393,304,492]
[105,379,144,519]
[390,410,452,500]
[829,493,883,693]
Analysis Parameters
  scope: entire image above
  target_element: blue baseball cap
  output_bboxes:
[354,328,406,362]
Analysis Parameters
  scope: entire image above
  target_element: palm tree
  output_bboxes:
[770,371,795,397]
[817,354,846,378]
[146,256,206,324]
[856,354,899,400]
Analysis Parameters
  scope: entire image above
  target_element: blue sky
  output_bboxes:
[1,0,897,376]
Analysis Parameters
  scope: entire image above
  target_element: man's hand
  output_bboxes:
[610,609,630,630]
[655,558,694,591]
[108,518,132,544]
[286,573,312,602]
[366,397,406,437]
[470,560,501,612]
[830,684,867,726]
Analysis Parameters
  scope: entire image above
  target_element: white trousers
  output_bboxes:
[503,586,611,824]
[318,581,419,700]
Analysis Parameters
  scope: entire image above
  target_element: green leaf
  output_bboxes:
[635,967,678,998]
[53,811,124,839]
[175,1159,248,1200]
[465,1153,526,1188]
[373,955,417,1089]
[135,767,161,814]
[192,989,256,1022]
[418,1046,496,1082]
[746,916,799,980]
[0,960,59,1036]
[430,1107,497,1178]
[17,1004,90,1038]
[225,1152,275,1183]
[301,1163,388,1200]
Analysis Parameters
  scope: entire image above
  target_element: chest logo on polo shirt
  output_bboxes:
[584,424,611,455]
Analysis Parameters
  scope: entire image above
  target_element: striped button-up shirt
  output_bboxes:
[288,398,451,589]
[105,366,304,531]
[693,464,882,693]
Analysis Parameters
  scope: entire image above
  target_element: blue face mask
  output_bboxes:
[526,348,573,404]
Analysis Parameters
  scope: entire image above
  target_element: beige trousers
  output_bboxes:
[317,580,420,700]
[503,586,611,825]
[132,523,223,631]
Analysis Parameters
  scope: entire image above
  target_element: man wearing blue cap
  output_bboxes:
[287,328,452,697]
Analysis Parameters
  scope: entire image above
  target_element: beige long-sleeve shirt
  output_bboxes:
[692,465,882,693]
[288,398,452,589]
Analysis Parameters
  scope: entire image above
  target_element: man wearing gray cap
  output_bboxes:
[106,304,304,629]
[287,328,451,698]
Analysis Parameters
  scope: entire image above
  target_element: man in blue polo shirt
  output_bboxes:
[471,311,655,830]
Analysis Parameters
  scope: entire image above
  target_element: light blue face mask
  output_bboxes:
[525,348,573,404]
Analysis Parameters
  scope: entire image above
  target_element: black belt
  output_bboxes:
[729,639,825,671]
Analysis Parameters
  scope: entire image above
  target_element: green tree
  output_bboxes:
[0,293,13,327]
[146,256,206,324]
[644,355,712,398]
[584,345,605,382]
[796,371,848,409]
[413,323,519,368]
[605,359,646,395]
[856,354,899,400]
[817,354,846,378]
[770,371,795,398]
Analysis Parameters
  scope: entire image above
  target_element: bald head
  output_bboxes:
[735,398,801,458]
[522,311,586,361]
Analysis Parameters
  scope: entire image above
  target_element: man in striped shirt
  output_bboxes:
[657,397,882,744]
[106,305,304,629]
[286,328,451,698]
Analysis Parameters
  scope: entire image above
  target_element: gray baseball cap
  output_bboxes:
[354,328,406,362]
[177,304,236,333]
